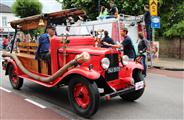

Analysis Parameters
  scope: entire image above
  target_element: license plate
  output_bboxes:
[107,67,120,73]
[135,81,144,90]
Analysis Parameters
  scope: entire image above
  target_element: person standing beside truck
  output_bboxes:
[137,32,148,76]
[120,27,136,60]
[144,5,152,41]
[35,25,56,62]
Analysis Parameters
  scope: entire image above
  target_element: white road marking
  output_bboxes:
[25,99,47,109]
[0,87,12,93]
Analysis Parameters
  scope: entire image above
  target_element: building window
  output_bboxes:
[2,16,7,27]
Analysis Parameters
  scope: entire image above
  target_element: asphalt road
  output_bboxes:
[0,52,183,120]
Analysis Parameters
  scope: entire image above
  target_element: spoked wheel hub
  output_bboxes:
[8,64,23,89]
[68,76,100,118]
[11,72,19,87]
[74,83,90,109]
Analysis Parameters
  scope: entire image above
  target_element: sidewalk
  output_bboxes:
[149,58,184,71]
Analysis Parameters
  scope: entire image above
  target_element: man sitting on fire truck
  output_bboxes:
[101,31,121,48]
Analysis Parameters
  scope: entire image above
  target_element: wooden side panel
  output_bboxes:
[16,42,49,75]
[18,57,38,73]
[17,42,38,55]
[40,61,48,75]
[18,56,49,75]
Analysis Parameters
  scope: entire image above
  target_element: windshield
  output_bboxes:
[56,25,91,36]
[56,19,118,37]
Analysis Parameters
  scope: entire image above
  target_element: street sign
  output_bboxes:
[151,16,160,29]
[149,0,158,16]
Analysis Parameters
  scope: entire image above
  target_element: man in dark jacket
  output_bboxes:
[121,27,136,60]
[144,5,152,41]
[138,32,148,76]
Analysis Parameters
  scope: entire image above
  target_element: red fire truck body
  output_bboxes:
[2,9,145,118]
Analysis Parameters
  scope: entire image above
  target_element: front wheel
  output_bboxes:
[120,70,144,101]
[68,76,100,118]
[8,64,23,89]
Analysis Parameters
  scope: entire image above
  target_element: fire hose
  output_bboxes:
[2,52,90,83]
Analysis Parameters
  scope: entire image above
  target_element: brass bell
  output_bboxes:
[38,19,45,26]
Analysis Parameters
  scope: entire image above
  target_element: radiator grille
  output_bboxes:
[105,54,119,81]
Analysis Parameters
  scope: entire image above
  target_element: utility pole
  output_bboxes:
[149,0,159,67]
[98,0,100,15]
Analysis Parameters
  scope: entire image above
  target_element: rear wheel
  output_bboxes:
[68,76,100,118]
[8,64,23,89]
[120,70,144,101]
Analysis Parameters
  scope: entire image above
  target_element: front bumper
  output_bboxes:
[104,81,145,100]
[107,77,134,91]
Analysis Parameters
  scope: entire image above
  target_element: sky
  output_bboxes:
[0,0,62,13]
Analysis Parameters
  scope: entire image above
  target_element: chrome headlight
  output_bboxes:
[101,58,110,70]
[122,55,129,65]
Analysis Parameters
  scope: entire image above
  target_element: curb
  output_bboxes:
[152,65,184,71]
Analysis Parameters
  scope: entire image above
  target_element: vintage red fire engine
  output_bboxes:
[2,9,145,118]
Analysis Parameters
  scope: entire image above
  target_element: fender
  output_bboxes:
[126,61,144,70]
[63,67,101,80]
[4,58,21,75]
[120,61,143,78]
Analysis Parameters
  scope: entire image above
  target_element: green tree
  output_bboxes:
[159,0,184,38]
[56,0,146,20]
[121,0,147,15]
[56,0,183,38]
[12,0,43,38]
[12,0,42,18]
[58,0,105,20]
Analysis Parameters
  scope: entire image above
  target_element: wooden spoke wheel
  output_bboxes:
[8,64,23,89]
[68,76,100,118]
